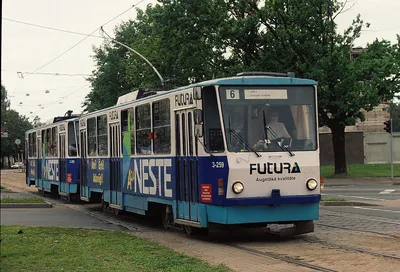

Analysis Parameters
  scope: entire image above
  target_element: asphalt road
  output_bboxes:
[0,205,124,230]
[323,184,400,201]
[322,184,400,220]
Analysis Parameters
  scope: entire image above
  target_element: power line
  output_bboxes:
[25,4,139,77]
[9,1,147,96]
[2,18,103,38]
[8,84,88,95]
[2,69,91,77]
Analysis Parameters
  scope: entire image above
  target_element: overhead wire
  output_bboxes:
[1,69,91,77]
[22,3,139,78]
[5,0,148,118]
[8,0,147,95]
[2,18,103,38]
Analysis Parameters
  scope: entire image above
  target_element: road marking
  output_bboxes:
[322,194,388,201]
[379,189,396,194]
[353,206,400,214]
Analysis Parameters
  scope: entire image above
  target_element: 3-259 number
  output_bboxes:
[212,162,225,168]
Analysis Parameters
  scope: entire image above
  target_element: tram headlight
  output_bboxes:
[306,178,318,191]
[232,181,244,194]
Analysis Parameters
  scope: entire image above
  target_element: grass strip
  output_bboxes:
[321,163,400,178]
[0,197,46,204]
[0,226,229,272]
[321,196,346,202]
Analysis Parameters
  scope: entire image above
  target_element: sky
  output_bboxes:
[2,0,400,123]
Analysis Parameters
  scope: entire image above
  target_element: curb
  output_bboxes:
[320,201,380,207]
[0,201,53,208]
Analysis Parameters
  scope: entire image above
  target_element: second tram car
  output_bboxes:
[26,72,321,235]
[26,113,81,201]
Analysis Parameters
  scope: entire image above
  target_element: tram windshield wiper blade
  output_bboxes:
[228,116,261,157]
[266,126,295,157]
[228,128,261,157]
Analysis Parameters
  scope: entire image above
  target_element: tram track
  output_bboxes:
[301,236,400,261]
[227,244,337,272]
[315,222,400,240]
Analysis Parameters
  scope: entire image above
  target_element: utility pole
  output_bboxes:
[384,118,394,178]
[390,118,393,179]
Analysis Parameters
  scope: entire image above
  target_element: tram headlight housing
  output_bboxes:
[232,181,244,194]
[306,178,318,191]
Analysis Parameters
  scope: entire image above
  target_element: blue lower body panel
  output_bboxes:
[59,182,78,195]
[36,179,58,192]
[205,203,319,225]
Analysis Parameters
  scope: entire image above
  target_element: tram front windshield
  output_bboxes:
[219,86,317,152]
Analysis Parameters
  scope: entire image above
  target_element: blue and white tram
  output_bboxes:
[26,113,81,201]
[79,72,321,235]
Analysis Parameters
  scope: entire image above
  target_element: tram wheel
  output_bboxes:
[183,225,208,236]
[101,201,109,212]
[113,208,120,215]
[161,210,169,229]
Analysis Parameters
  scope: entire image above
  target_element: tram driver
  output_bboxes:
[253,111,291,150]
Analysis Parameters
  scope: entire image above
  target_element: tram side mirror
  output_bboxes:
[195,124,203,138]
[193,86,202,100]
[194,109,203,124]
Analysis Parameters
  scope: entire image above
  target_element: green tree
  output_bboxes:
[221,0,400,174]
[84,0,229,112]
[390,103,400,132]
[1,84,32,168]
[84,0,400,175]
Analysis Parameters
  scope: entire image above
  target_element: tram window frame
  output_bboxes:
[136,104,152,155]
[68,122,78,157]
[121,108,135,155]
[188,112,193,156]
[51,127,58,157]
[152,99,171,154]
[28,132,37,158]
[203,86,225,152]
[87,117,97,157]
[97,114,108,156]
[45,128,51,157]
[75,121,80,156]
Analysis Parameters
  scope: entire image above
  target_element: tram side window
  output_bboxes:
[121,108,135,155]
[68,122,78,157]
[42,130,46,157]
[45,129,51,157]
[52,127,58,157]
[203,86,224,152]
[28,132,37,158]
[136,104,151,155]
[152,99,171,154]
[75,121,80,155]
[97,115,108,156]
[88,117,97,156]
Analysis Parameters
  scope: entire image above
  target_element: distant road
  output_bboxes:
[322,183,400,220]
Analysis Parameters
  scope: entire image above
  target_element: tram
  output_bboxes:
[26,112,81,201]
[26,72,321,235]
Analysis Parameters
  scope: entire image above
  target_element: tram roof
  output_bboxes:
[193,75,317,87]
[26,116,80,134]
[27,74,317,131]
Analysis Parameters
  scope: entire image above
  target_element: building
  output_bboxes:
[319,103,391,133]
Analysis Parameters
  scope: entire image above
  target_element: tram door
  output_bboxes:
[36,136,42,186]
[59,133,66,190]
[80,130,89,199]
[109,123,122,207]
[175,109,200,222]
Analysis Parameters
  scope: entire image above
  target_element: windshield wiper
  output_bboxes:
[228,117,261,157]
[266,126,295,157]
